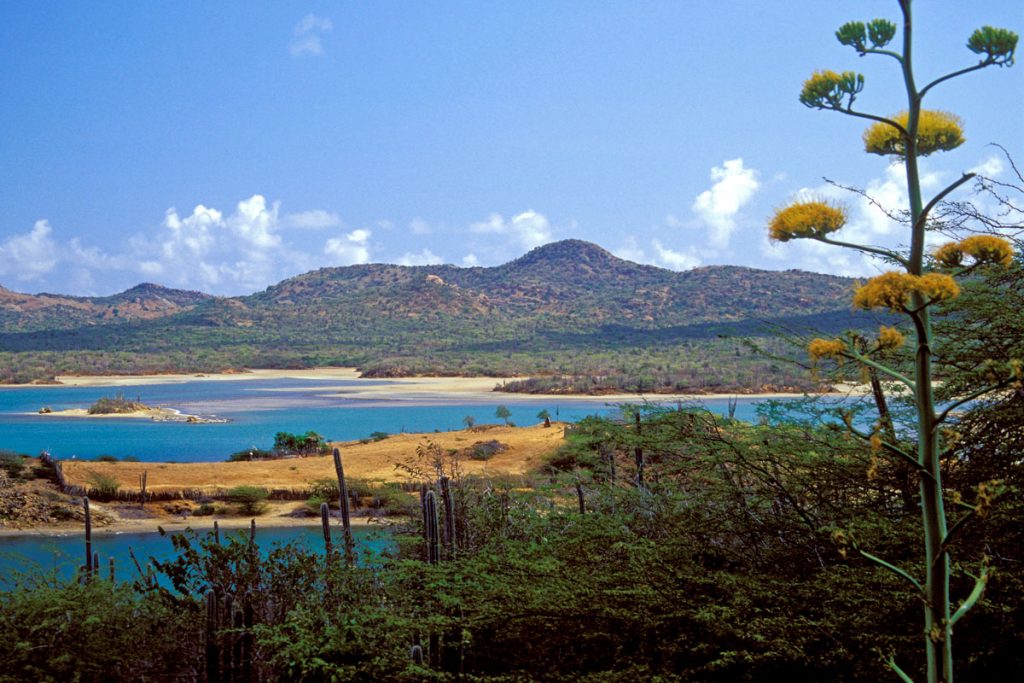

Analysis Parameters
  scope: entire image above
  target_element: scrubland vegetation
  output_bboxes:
[1,3,1020,682]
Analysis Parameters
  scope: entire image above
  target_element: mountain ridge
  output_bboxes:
[0,239,874,389]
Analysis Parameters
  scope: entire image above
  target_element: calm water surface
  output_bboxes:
[0,525,390,585]
[0,377,772,461]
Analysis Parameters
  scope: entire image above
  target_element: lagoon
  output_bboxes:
[0,525,391,586]
[0,376,778,462]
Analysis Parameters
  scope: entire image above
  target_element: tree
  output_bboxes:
[462,415,476,429]
[774,4,1018,681]
[536,409,552,427]
[495,405,512,425]
[227,485,269,515]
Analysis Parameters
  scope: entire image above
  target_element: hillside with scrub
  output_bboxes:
[0,239,884,392]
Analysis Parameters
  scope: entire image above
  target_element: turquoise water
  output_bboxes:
[0,525,390,586]
[0,377,772,462]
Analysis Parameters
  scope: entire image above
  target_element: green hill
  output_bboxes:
[0,240,882,390]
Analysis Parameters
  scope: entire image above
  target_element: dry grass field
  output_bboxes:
[61,423,568,497]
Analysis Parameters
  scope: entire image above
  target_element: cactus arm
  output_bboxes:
[842,348,917,393]
[862,48,904,62]
[888,656,917,683]
[856,545,924,595]
[935,510,976,564]
[935,379,1012,425]
[919,61,1005,99]
[814,235,910,267]
[915,174,975,232]
[950,568,989,626]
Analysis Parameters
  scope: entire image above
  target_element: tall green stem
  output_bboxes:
[899,3,952,680]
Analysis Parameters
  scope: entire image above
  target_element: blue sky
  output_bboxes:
[1,0,1021,296]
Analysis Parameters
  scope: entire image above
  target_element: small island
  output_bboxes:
[35,392,226,423]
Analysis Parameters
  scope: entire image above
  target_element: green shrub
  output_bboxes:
[0,450,28,480]
[87,393,148,415]
[227,485,269,515]
[192,502,216,516]
[85,471,121,499]
[96,454,118,463]
[227,448,276,461]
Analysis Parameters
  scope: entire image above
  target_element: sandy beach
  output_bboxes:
[29,367,854,403]
[30,406,207,421]
[0,502,386,538]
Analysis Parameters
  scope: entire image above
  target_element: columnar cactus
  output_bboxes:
[205,589,220,683]
[438,476,456,558]
[332,447,355,564]
[83,496,92,581]
[320,501,333,555]
[424,490,440,565]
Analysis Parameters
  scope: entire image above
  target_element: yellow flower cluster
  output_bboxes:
[863,110,965,157]
[852,271,960,312]
[934,235,1014,268]
[768,200,847,242]
[799,70,863,109]
[959,235,1015,266]
[933,242,964,267]
[807,337,847,360]
[876,326,905,350]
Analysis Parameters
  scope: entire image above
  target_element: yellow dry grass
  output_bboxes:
[62,423,567,496]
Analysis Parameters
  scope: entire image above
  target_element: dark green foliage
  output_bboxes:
[227,486,269,515]
[0,574,195,682]
[228,448,275,462]
[273,431,328,456]
[0,450,28,480]
[95,454,118,462]
[86,393,147,415]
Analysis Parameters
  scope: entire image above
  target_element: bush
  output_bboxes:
[272,431,329,456]
[469,440,508,461]
[85,471,121,499]
[192,502,216,516]
[95,454,118,463]
[87,393,148,415]
[227,485,269,515]
[227,448,276,462]
[0,450,28,480]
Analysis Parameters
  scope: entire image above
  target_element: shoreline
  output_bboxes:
[0,513,387,539]
[1,367,867,402]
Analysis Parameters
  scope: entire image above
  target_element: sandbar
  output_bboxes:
[24,367,868,403]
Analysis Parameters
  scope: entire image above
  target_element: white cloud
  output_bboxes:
[692,158,760,248]
[0,220,58,281]
[970,155,1005,178]
[230,195,281,250]
[612,236,646,264]
[324,228,371,264]
[398,248,443,266]
[284,209,341,230]
[290,14,333,57]
[153,194,287,291]
[652,239,700,271]
[461,253,480,267]
[470,209,552,249]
